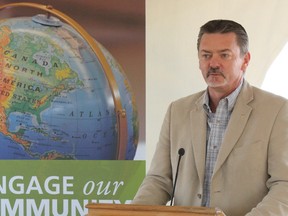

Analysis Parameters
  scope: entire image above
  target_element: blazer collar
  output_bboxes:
[190,92,207,186]
[214,80,254,174]
[190,80,254,184]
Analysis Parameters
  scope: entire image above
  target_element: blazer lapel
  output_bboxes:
[213,81,254,174]
[190,94,207,186]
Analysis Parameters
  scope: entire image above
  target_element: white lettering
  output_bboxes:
[9,176,24,194]
[71,199,89,216]
[83,181,94,195]
[44,176,60,195]
[0,199,128,215]
[0,176,74,195]
[26,176,43,194]
[1,199,24,216]
[52,199,68,216]
[112,181,124,195]
[63,176,74,195]
[97,181,111,195]
[0,176,6,194]
[83,180,124,196]
[26,199,49,215]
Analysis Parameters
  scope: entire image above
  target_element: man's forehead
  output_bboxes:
[199,33,239,51]
[200,48,232,53]
[201,32,237,42]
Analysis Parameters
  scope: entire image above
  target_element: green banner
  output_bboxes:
[0,160,145,216]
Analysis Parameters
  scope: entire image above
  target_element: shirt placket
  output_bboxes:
[202,99,228,206]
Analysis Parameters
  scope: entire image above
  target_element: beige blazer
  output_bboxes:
[133,81,288,216]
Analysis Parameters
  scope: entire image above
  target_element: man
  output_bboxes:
[132,20,288,215]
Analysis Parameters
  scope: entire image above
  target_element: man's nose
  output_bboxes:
[209,56,221,68]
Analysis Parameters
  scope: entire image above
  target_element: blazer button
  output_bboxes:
[197,194,202,199]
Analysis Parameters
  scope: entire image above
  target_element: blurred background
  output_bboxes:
[0,0,146,159]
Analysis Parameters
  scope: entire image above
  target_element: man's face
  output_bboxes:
[198,32,250,94]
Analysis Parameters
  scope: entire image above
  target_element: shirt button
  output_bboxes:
[197,194,202,199]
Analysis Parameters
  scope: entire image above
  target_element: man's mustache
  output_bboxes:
[206,67,225,78]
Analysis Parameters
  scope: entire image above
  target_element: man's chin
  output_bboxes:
[206,80,227,88]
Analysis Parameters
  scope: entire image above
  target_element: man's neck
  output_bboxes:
[207,78,244,113]
[208,91,226,113]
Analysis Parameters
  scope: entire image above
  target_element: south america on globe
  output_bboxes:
[0,13,139,160]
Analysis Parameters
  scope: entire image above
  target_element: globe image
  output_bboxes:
[0,10,139,160]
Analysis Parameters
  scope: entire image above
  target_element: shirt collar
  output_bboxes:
[203,78,244,113]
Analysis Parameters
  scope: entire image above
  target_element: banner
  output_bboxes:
[0,160,145,216]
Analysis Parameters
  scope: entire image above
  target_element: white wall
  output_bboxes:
[146,0,288,170]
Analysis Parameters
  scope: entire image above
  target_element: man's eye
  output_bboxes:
[221,53,230,59]
[202,54,211,59]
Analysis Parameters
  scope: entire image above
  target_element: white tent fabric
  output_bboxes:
[146,0,288,168]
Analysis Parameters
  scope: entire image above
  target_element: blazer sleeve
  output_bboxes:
[132,103,173,205]
[246,100,288,215]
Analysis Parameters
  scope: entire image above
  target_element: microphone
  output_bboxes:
[170,148,185,206]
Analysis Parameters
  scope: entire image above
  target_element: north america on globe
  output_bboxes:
[0,17,138,160]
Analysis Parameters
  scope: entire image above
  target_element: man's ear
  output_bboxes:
[241,52,251,72]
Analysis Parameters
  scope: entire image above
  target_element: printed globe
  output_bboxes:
[0,13,138,160]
